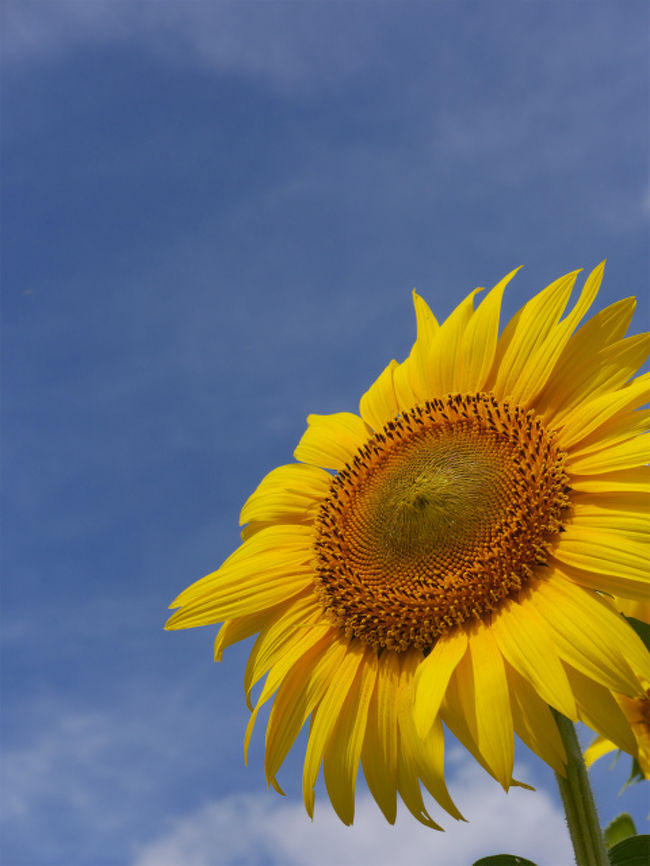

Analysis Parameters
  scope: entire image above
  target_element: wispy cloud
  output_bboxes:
[132,761,572,866]
[2,0,388,95]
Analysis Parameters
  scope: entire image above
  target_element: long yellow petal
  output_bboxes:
[553,526,649,583]
[302,640,366,818]
[492,270,579,401]
[490,598,577,720]
[170,524,314,608]
[396,653,443,830]
[512,262,602,407]
[214,602,288,662]
[240,463,332,526]
[569,502,649,538]
[413,629,468,737]
[244,595,324,702]
[565,665,637,756]
[536,297,637,421]
[264,635,348,783]
[557,373,650,449]
[456,268,520,392]
[359,360,400,431]
[361,651,400,824]
[570,466,650,494]
[531,574,649,694]
[550,559,650,605]
[294,412,370,470]
[567,434,650,474]
[391,291,440,409]
[506,663,567,775]
[468,624,514,788]
[243,622,336,761]
[430,288,483,395]
[566,408,650,459]
[323,648,378,825]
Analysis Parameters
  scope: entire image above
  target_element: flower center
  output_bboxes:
[313,393,570,652]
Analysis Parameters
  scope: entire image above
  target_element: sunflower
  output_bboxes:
[584,685,650,780]
[167,263,650,827]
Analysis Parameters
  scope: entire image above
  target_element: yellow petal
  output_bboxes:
[413,629,468,736]
[468,624,514,788]
[214,603,286,662]
[565,665,637,756]
[170,524,314,609]
[323,648,378,825]
[359,360,400,431]
[430,288,483,395]
[396,653,443,830]
[490,597,577,720]
[243,622,335,760]
[240,463,332,526]
[553,526,649,583]
[511,263,602,407]
[294,412,370,470]
[492,270,579,401]
[391,291,440,408]
[535,296,636,421]
[409,289,441,399]
[570,466,650,494]
[531,574,650,694]
[557,372,650,450]
[264,635,348,783]
[506,663,567,774]
[302,640,366,818]
[567,434,650,475]
[583,735,616,769]
[361,651,400,824]
[244,595,324,703]
[567,408,650,459]
[456,269,520,392]
[550,559,650,605]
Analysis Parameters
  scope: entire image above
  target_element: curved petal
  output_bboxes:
[413,629,468,737]
[323,647,378,825]
[240,463,332,526]
[492,270,579,401]
[302,640,366,818]
[556,373,650,450]
[490,596,577,720]
[361,650,400,823]
[531,574,650,694]
[359,360,400,431]
[535,296,636,420]
[264,634,348,783]
[456,268,520,393]
[468,624,514,788]
[294,412,371,470]
[511,262,603,407]
[506,663,567,775]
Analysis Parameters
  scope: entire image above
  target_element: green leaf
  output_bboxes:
[605,813,637,848]
[472,857,539,866]
[609,834,650,866]
[624,616,650,652]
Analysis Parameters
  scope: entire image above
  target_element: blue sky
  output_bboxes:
[2,2,649,865]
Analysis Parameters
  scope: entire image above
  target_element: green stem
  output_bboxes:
[552,710,610,866]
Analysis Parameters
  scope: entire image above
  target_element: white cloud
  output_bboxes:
[132,760,572,866]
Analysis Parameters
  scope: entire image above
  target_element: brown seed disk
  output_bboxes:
[313,392,570,652]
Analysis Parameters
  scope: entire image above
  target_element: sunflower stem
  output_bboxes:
[552,710,610,866]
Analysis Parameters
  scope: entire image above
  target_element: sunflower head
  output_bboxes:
[168,263,650,827]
